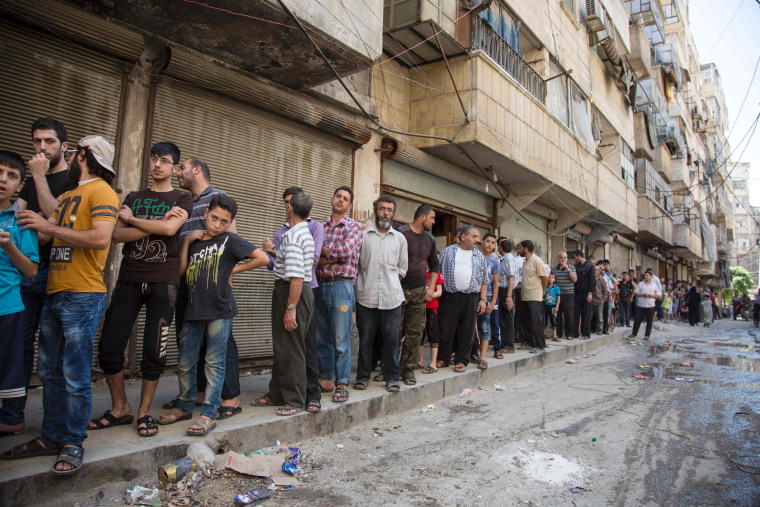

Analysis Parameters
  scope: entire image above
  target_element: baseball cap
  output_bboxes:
[78,135,115,175]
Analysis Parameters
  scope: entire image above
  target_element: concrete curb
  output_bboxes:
[0,329,628,505]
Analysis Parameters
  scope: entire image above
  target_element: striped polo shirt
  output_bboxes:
[180,185,225,238]
[550,264,576,295]
[274,221,315,283]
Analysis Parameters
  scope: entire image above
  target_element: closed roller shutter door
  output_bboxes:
[641,254,658,275]
[382,159,493,220]
[0,19,125,372]
[500,212,549,260]
[610,242,631,275]
[129,79,353,370]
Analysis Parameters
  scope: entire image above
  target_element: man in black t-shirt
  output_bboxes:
[88,142,192,437]
[0,118,75,437]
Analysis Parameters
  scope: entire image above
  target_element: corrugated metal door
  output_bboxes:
[641,254,658,275]
[0,19,125,372]
[610,242,631,275]
[382,159,494,220]
[500,211,549,260]
[130,79,353,369]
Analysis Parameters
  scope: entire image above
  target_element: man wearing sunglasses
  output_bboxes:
[88,142,192,438]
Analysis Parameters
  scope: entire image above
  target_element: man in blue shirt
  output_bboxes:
[473,233,499,368]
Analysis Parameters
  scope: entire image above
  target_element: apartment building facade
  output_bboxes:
[730,162,759,286]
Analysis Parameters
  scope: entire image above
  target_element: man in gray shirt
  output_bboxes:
[497,239,517,354]
[550,251,577,340]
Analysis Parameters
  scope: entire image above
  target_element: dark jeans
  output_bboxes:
[556,294,574,338]
[602,301,610,333]
[438,292,479,366]
[618,298,631,326]
[497,288,515,350]
[525,300,546,350]
[356,303,401,384]
[574,292,593,338]
[632,306,655,337]
[175,282,240,400]
[305,314,321,403]
[515,288,528,345]
[0,267,48,426]
[544,306,557,329]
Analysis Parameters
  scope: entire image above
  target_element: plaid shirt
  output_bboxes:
[439,244,487,294]
[316,214,362,279]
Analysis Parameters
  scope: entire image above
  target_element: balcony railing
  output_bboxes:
[636,158,673,215]
[472,15,546,104]
[626,0,665,45]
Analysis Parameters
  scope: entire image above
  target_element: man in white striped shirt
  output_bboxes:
[266,192,315,416]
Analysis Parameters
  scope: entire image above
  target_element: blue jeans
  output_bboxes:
[0,267,48,426]
[38,291,107,448]
[314,279,354,386]
[177,318,232,419]
[489,300,501,350]
[476,312,492,342]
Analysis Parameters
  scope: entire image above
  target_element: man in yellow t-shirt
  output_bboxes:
[6,136,118,476]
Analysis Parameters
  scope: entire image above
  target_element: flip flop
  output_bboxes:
[217,406,242,420]
[136,415,158,438]
[89,411,134,430]
[0,438,60,460]
[421,366,437,374]
[52,446,84,475]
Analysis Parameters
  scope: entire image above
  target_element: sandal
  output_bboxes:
[306,400,321,413]
[372,375,384,383]
[0,438,60,460]
[217,406,242,420]
[163,398,202,410]
[416,363,425,370]
[386,384,400,393]
[318,380,335,393]
[52,445,84,475]
[0,422,24,437]
[88,410,133,430]
[157,408,192,425]
[403,378,417,385]
[353,381,368,390]
[251,395,274,407]
[333,386,349,403]
[454,363,466,373]
[493,350,504,359]
[478,360,488,370]
[436,360,448,369]
[276,405,302,417]
[136,415,158,437]
[186,417,216,436]
[421,366,438,374]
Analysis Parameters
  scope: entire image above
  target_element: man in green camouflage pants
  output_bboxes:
[399,205,439,384]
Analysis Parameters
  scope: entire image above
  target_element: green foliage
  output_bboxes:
[722,288,735,303]
[730,266,754,294]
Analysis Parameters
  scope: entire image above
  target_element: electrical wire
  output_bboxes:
[702,0,746,60]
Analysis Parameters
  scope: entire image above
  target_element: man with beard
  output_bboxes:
[5,136,119,474]
[398,205,438,382]
[0,118,74,437]
[89,142,192,437]
[160,158,243,419]
[353,195,407,392]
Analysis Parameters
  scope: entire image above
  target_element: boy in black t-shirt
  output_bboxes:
[90,142,193,437]
[159,194,268,436]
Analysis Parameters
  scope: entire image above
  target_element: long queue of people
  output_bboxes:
[0,117,723,477]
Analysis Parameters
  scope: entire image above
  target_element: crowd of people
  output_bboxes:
[0,117,753,476]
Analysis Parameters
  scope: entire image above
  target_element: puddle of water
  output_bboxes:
[701,355,760,373]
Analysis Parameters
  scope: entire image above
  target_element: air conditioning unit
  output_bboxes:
[586,0,606,32]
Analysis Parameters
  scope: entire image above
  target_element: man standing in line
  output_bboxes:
[164,158,242,417]
[261,187,324,412]
[514,241,527,347]
[573,250,596,339]
[354,196,408,392]
[398,205,438,385]
[90,142,192,437]
[617,272,634,327]
[0,118,74,437]
[497,239,517,355]
[520,240,548,353]
[629,271,661,340]
[315,187,362,404]
[474,233,500,368]
[551,252,577,340]
[437,225,487,372]
[7,136,119,474]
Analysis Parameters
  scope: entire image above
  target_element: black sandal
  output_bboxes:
[217,406,242,420]
[353,381,368,390]
[89,410,133,430]
[136,415,158,437]
[386,384,400,393]
[52,446,84,475]
[333,386,349,403]
[403,378,417,385]
[306,400,321,413]
[163,398,202,409]
[0,438,60,460]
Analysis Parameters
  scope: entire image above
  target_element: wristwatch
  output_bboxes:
[286,303,296,311]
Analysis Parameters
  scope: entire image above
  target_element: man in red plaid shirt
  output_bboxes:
[315,186,362,404]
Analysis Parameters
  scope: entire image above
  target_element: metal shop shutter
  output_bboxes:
[0,18,125,372]
[382,159,494,220]
[129,79,353,369]
[610,242,631,275]
[641,254,658,275]
[500,211,549,261]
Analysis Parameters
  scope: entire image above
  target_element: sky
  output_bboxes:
[688,0,760,205]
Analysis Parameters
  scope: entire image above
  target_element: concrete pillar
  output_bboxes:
[351,132,382,226]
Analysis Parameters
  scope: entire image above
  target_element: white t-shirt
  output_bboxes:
[454,247,473,292]
[635,280,661,308]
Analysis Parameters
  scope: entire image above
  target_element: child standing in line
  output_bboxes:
[0,151,39,403]
[662,291,672,323]
[158,194,268,435]
[544,273,561,341]
[418,268,443,373]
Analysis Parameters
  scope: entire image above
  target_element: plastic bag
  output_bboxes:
[187,442,216,475]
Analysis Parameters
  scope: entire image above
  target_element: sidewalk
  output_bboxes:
[0,329,628,505]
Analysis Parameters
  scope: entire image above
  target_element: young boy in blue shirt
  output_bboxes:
[544,273,561,341]
[0,151,39,402]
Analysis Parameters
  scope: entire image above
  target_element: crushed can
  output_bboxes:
[158,456,197,485]
[234,487,271,506]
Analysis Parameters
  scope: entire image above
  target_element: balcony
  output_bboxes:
[626,0,666,46]
[717,225,729,254]
[673,223,704,261]
[471,15,546,103]
[638,195,674,245]
[657,119,686,157]
[628,24,652,79]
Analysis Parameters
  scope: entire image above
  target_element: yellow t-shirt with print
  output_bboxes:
[47,178,119,294]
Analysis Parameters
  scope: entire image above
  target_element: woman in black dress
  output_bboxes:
[687,286,701,326]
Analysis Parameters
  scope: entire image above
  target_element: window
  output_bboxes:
[620,139,634,188]
[561,0,574,12]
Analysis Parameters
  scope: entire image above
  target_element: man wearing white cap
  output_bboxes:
[4,136,119,475]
